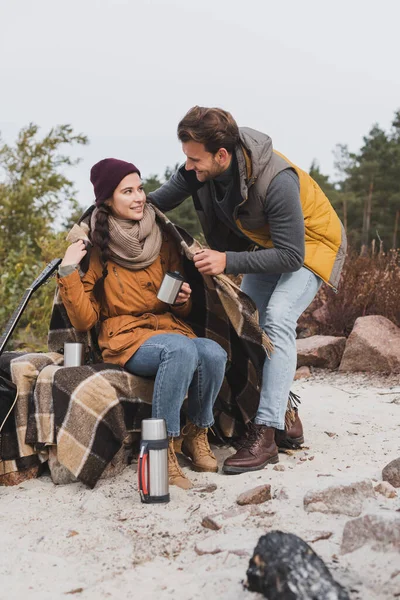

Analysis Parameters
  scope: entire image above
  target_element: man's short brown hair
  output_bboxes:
[177,106,240,154]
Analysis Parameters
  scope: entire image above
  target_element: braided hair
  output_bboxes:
[91,202,111,302]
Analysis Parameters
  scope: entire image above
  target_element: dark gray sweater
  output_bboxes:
[149,165,305,275]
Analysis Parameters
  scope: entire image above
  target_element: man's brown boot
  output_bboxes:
[275,410,304,449]
[168,438,193,490]
[181,423,218,473]
[223,422,279,474]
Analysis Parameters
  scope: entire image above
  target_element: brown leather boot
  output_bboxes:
[275,410,304,449]
[181,423,218,473]
[222,423,279,474]
[168,438,193,490]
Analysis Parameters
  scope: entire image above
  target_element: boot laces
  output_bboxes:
[194,428,213,457]
[168,441,185,478]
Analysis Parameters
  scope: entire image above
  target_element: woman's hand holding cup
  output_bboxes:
[173,282,191,305]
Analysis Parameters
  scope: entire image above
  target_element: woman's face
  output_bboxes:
[108,172,146,220]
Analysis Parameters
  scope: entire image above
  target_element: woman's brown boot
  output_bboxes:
[181,423,218,473]
[168,437,193,490]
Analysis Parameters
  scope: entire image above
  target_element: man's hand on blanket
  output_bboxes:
[173,282,192,305]
[61,240,88,268]
[193,249,226,275]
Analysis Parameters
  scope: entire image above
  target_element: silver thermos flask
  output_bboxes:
[138,418,170,504]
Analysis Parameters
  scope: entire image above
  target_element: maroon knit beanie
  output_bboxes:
[90,158,141,205]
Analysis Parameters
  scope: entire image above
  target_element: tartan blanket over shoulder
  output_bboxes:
[0,207,273,487]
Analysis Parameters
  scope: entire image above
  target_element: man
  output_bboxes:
[148,106,346,474]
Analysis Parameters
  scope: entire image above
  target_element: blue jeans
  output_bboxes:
[241,267,322,430]
[125,334,227,437]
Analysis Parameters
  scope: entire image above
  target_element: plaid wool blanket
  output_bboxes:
[1,208,275,487]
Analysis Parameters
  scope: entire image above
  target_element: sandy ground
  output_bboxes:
[0,370,399,600]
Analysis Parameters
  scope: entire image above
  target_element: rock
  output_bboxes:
[48,447,78,484]
[247,531,350,599]
[273,464,286,472]
[201,516,221,531]
[294,366,311,380]
[304,479,375,517]
[195,529,258,556]
[0,465,40,486]
[237,484,272,506]
[305,531,333,543]
[341,514,400,554]
[374,481,397,498]
[297,335,346,369]
[382,457,400,488]
[201,506,248,530]
[195,484,217,493]
[339,315,400,373]
[273,487,289,500]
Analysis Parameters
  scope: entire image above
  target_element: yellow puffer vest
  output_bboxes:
[234,138,347,290]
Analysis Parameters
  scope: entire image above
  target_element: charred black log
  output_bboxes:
[246,531,349,600]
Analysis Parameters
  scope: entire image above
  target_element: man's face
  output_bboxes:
[182,140,227,182]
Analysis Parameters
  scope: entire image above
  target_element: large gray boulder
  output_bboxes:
[296,335,346,369]
[339,315,400,373]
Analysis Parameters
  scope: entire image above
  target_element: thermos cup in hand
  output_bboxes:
[63,342,84,367]
[138,418,170,504]
[157,271,184,304]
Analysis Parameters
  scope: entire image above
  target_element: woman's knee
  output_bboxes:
[195,339,228,367]
[161,336,199,368]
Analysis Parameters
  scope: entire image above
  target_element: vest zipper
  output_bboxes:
[113,266,125,294]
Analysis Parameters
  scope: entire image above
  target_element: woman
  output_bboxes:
[57,158,227,490]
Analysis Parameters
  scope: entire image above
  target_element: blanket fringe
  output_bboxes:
[284,392,301,430]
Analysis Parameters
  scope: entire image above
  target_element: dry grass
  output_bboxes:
[298,250,400,337]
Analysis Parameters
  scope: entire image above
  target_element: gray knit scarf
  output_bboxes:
[90,203,162,270]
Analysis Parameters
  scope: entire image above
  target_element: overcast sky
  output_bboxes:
[1,0,399,209]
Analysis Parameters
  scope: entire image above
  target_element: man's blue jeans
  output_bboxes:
[241,267,322,430]
[125,334,227,437]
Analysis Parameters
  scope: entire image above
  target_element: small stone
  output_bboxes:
[294,366,311,380]
[237,484,272,506]
[201,516,221,531]
[308,456,315,461]
[304,479,375,517]
[299,457,308,462]
[382,457,400,488]
[273,464,285,472]
[341,514,400,554]
[195,483,217,493]
[374,481,397,498]
[305,531,333,543]
[201,506,248,530]
[66,530,79,538]
[324,431,337,438]
[273,487,289,500]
